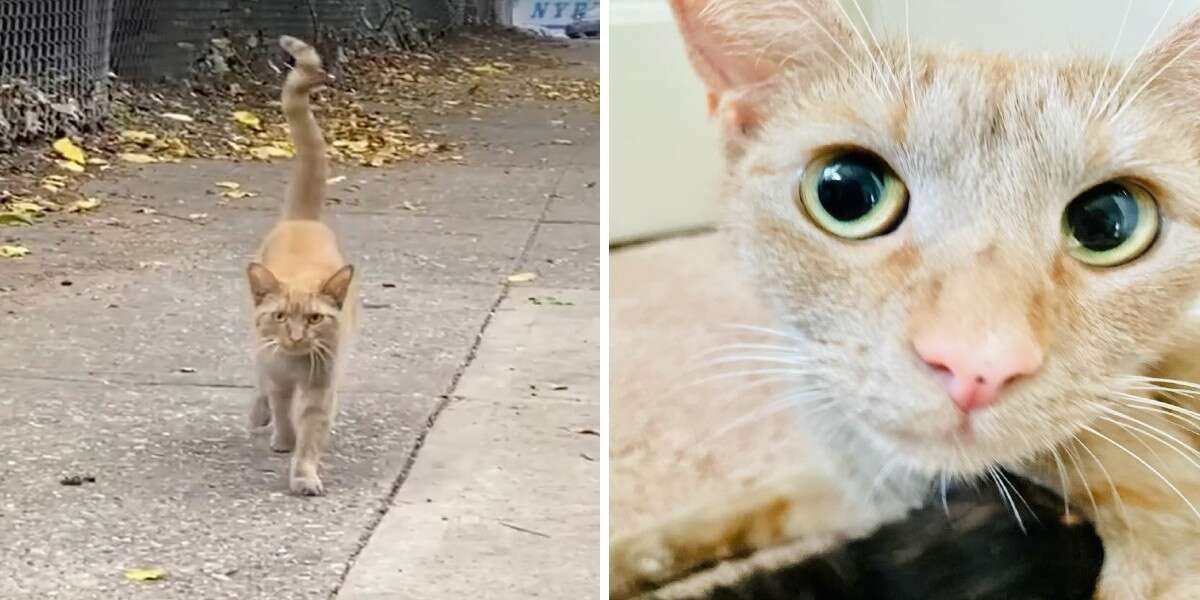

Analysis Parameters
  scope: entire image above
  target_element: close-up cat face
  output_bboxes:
[248,263,352,356]
[704,2,1200,476]
[252,293,342,355]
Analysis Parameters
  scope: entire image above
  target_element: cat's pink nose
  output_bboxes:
[913,333,1043,413]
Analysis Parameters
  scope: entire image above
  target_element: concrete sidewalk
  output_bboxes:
[0,38,598,599]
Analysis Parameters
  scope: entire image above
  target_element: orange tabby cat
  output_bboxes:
[611,1,1200,598]
[247,36,358,497]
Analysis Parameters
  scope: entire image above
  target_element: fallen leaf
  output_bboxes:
[221,190,257,199]
[507,272,537,283]
[247,146,292,160]
[160,112,194,122]
[124,566,168,581]
[66,198,102,213]
[188,213,208,220]
[53,138,87,164]
[119,153,158,164]
[56,160,85,173]
[156,137,193,158]
[119,130,158,145]
[0,212,33,226]
[214,181,241,190]
[232,110,263,131]
[9,201,45,214]
[326,175,346,184]
[40,175,67,192]
[551,139,574,146]
[0,245,30,258]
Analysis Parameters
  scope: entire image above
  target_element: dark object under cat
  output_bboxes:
[691,473,1104,600]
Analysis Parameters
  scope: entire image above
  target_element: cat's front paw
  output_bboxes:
[270,432,295,453]
[249,394,271,428]
[290,474,325,496]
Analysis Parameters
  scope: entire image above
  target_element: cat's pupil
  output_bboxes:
[1067,183,1140,252]
[816,153,885,222]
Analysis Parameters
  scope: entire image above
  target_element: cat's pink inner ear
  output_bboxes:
[670,0,850,138]
[247,262,280,305]
[671,0,771,99]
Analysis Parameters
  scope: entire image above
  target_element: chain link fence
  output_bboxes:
[0,0,113,149]
[0,0,476,150]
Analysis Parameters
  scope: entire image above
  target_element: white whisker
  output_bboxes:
[711,392,831,438]
[1111,32,1200,123]
[1113,391,1200,425]
[1063,440,1102,524]
[1121,403,1200,437]
[904,0,916,102]
[1049,446,1072,518]
[719,323,810,344]
[848,0,902,95]
[697,354,821,369]
[997,468,1039,525]
[939,471,949,515]
[673,368,825,390]
[1100,406,1200,468]
[867,455,901,502]
[1085,0,1133,120]
[696,343,811,357]
[1096,0,1178,118]
[1096,413,1169,470]
[829,0,898,99]
[1123,375,1200,393]
[1075,435,1134,532]
[1083,424,1200,522]
[988,466,1026,533]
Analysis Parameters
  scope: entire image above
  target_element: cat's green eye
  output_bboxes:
[797,150,909,239]
[1063,181,1159,267]
[272,312,286,322]
[307,313,325,325]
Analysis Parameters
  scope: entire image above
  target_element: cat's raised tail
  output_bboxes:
[279,35,333,221]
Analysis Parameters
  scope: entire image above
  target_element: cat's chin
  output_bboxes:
[275,344,320,357]
[872,424,1034,477]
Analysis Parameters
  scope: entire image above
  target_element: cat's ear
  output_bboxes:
[669,0,854,140]
[320,264,354,309]
[1131,13,1200,113]
[247,263,280,305]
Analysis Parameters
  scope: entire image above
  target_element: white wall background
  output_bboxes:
[609,0,1200,244]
